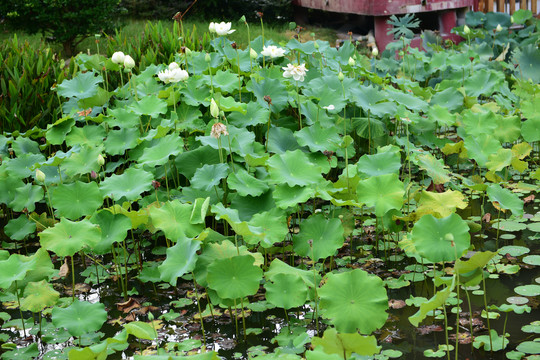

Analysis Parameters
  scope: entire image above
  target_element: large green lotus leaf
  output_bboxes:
[174,102,205,132]
[17,248,55,287]
[410,213,471,263]
[521,117,540,142]
[179,77,212,107]
[413,152,450,185]
[89,210,131,254]
[21,280,59,313]
[52,299,107,337]
[106,204,148,229]
[137,134,184,167]
[512,44,540,83]
[463,134,501,168]
[267,150,324,187]
[39,218,101,257]
[51,181,103,220]
[175,146,221,179]
[104,128,140,156]
[159,237,200,286]
[9,183,43,212]
[409,279,454,327]
[273,184,315,209]
[294,122,341,153]
[5,215,36,241]
[129,95,168,118]
[455,251,497,275]
[207,255,263,299]
[62,145,102,177]
[246,77,288,113]
[191,163,229,192]
[148,200,205,242]
[193,240,263,287]
[267,126,301,154]
[352,117,386,139]
[211,203,264,237]
[303,75,349,111]
[486,148,513,172]
[5,153,45,179]
[209,69,240,94]
[486,184,524,217]
[106,108,140,129]
[228,101,270,128]
[100,167,154,202]
[190,197,210,224]
[265,258,320,291]
[264,273,307,309]
[0,253,36,289]
[319,269,388,334]
[65,125,106,148]
[230,191,275,221]
[124,321,158,341]
[312,328,380,358]
[356,148,401,177]
[492,115,521,143]
[2,343,39,360]
[430,87,463,112]
[11,136,40,156]
[464,69,505,97]
[227,168,269,197]
[416,190,468,218]
[293,214,344,261]
[57,71,103,99]
[387,88,428,112]
[245,208,288,248]
[357,174,404,217]
[214,95,247,114]
[0,175,25,205]
[349,84,390,115]
[461,109,497,137]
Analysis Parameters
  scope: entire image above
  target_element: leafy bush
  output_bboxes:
[0,0,122,56]
[0,36,77,133]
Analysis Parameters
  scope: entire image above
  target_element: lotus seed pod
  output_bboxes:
[36,169,46,182]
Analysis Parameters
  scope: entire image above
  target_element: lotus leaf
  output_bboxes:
[311,327,380,358]
[21,280,59,312]
[245,209,288,248]
[227,168,269,197]
[319,269,388,334]
[148,200,205,242]
[473,329,509,351]
[124,321,158,341]
[486,184,524,217]
[356,148,401,177]
[100,167,154,202]
[65,125,106,148]
[52,181,103,220]
[62,145,102,177]
[57,71,103,99]
[191,163,229,191]
[39,218,101,257]
[129,95,167,118]
[267,150,324,187]
[293,214,344,261]
[463,134,501,167]
[416,190,468,218]
[410,213,470,263]
[409,279,455,327]
[89,211,132,254]
[264,273,308,309]
[159,237,200,286]
[356,173,404,217]
[137,134,184,167]
[413,153,450,184]
[294,122,341,153]
[207,255,263,299]
[4,216,36,241]
[52,299,107,337]
[9,183,43,212]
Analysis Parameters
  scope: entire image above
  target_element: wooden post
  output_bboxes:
[510,0,516,14]
[520,0,527,10]
[497,0,505,11]
[532,0,537,14]
[487,0,494,12]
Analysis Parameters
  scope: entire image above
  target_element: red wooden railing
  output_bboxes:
[477,0,538,14]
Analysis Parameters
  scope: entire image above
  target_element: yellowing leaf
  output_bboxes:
[416,190,468,218]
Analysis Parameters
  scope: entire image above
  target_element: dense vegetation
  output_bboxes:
[0,8,539,360]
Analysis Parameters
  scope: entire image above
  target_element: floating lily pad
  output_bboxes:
[21,280,59,312]
[494,220,527,232]
[514,284,540,297]
[498,246,530,257]
[516,340,540,354]
[523,255,540,266]
[264,273,308,309]
[521,320,540,334]
[207,255,263,300]
[507,296,529,305]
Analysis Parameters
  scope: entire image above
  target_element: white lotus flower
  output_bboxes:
[169,68,189,83]
[463,25,471,34]
[214,22,235,36]
[372,48,379,57]
[157,69,172,83]
[261,45,286,58]
[209,22,216,33]
[111,51,125,64]
[168,62,180,70]
[123,55,135,69]
[282,63,308,82]
[496,24,503,32]
[323,105,335,111]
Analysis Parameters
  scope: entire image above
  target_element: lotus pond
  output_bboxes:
[1,10,540,360]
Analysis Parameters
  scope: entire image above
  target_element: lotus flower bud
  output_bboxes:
[36,169,46,182]
[250,48,258,59]
[372,47,379,57]
[314,42,319,49]
[510,16,514,23]
[90,170,98,179]
[184,47,192,56]
[97,154,105,166]
[348,57,356,66]
[210,98,219,118]
[464,25,471,34]
[496,24,503,32]
[124,55,135,69]
[338,72,345,81]
[205,53,211,63]
[111,51,125,64]
[148,312,154,321]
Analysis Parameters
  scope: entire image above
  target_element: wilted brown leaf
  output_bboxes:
[117,298,141,313]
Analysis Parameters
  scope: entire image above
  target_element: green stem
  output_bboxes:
[192,273,207,346]
[481,271,493,354]
[71,255,76,301]
[14,281,26,337]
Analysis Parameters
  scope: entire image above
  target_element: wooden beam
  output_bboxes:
[520,0,527,10]
[487,0,494,12]
[532,0,537,14]
[510,0,516,13]
[497,0,505,12]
